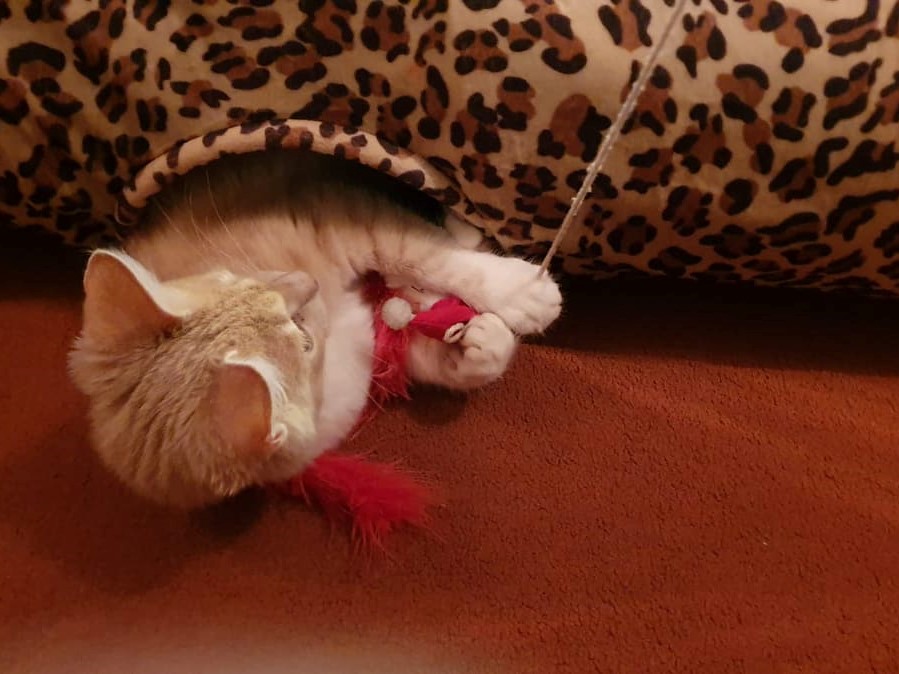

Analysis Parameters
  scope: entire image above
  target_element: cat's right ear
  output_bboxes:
[82,250,181,347]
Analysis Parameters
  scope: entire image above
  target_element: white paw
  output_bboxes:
[447,313,517,389]
[480,258,562,336]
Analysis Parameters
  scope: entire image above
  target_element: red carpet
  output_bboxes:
[2,228,898,673]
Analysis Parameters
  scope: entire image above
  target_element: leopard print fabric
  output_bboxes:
[2,1,899,294]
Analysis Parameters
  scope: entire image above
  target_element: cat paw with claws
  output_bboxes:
[447,313,517,389]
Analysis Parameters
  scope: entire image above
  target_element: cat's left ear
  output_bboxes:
[82,250,181,347]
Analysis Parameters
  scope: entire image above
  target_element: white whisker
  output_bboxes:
[205,167,259,273]
[154,199,194,250]
[185,182,243,272]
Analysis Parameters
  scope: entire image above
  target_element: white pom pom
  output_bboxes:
[382,296,414,330]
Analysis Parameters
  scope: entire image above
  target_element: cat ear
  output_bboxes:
[213,352,317,458]
[211,357,278,458]
[82,250,181,347]
[252,270,319,315]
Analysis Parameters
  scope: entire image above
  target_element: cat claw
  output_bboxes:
[448,313,516,387]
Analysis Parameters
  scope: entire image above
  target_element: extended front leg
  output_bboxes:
[362,221,563,336]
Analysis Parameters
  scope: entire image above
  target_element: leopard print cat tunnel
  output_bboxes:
[3,2,899,294]
[540,0,690,273]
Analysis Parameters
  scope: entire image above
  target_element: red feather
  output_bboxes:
[362,271,414,406]
[283,452,438,551]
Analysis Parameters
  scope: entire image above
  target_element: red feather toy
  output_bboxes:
[280,273,478,550]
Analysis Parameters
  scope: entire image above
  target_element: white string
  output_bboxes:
[540,0,690,273]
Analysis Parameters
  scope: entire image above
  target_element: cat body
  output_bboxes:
[69,151,562,508]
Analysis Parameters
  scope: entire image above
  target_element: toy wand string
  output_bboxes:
[539,0,689,275]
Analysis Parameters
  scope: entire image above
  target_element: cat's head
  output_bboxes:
[69,249,327,508]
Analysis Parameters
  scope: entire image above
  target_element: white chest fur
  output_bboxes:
[309,288,375,455]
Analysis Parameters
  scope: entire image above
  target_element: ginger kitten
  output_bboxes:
[69,151,562,508]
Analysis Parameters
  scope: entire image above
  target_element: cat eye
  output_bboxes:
[291,315,314,353]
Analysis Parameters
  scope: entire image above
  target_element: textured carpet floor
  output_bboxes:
[2,228,899,674]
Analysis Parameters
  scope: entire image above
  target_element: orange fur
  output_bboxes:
[70,151,562,508]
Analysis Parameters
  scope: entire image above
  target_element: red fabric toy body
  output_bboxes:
[280,273,478,550]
